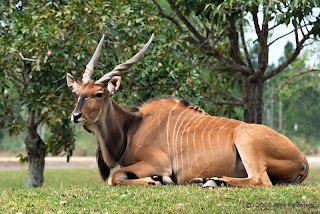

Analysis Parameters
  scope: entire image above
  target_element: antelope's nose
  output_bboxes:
[72,112,82,123]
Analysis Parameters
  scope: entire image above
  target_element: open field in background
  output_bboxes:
[0,168,319,213]
[0,168,103,188]
[0,127,97,157]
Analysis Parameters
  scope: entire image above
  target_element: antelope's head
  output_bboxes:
[66,34,154,124]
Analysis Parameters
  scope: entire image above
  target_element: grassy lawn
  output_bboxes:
[0,168,103,188]
[0,168,319,213]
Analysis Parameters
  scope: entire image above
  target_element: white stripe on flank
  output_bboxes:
[201,117,215,160]
[226,128,233,147]
[179,111,199,177]
[166,101,179,159]
[208,117,223,156]
[171,107,189,174]
[186,113,203,172]
[228,122,245,146]
[217,120,232,152]
[173,108,194,178]
[158,100,164,147]
[192,114,206,168]
[238,122,245,128]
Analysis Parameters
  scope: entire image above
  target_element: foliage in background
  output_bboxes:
[153,0,320,124]
[264,42,320,153]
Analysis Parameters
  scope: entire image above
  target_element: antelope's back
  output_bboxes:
[137,97,244,149]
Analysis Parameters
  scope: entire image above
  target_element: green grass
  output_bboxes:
[0,169,319,213]
[0,168,103,188]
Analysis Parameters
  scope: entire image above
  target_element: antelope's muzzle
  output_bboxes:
[72,112,83,123]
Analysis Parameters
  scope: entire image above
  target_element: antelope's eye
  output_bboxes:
[96,93,103,98]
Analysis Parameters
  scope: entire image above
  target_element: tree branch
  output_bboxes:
[269,22,281,31]
[261,2,269,37]
[240,9,253,72]
[269,23,309,47]
[269,30,293,47]
[18,52,37,62]
[153,0,183,32]
[198,73,242,101]
[215,88,243,102]
[28,110,36,127]
[189,27,227,56]
[265,69,320,108]
[248,5,269,82]
[263,30,312,80]
[4,71,23,85]
[156,0,251,76]
[167,0,205,43]
[211,27,228,48]
[252,6,262,39]
[35,113,47,127]
[294,25,299,45]
[226,15,246,66]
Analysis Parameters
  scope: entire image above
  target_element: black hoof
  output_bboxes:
[203,177,227,188]
[210,177,226,187]
[215,180,226,187]
[152,176,162,182]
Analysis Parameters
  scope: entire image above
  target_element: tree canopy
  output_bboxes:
[264,42,320,153]
[153,0,320,123]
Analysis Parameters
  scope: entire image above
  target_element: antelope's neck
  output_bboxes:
[87,99,142,169]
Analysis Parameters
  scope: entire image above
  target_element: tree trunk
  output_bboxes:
[278,99,282,130]
[25,111,47,188]
[242,77,264,124]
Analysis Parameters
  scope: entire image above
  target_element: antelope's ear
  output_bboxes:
[66,73,82,92]
[107,76,121,96]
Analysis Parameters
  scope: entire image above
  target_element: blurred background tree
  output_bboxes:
[264,42,320,153]
[153,0,320,123]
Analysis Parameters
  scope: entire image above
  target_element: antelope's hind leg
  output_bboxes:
[206,124,310,188]
[203,137,273,188]
[110,161,172,186]
[205,171,272,188]
[204,124,308,188]
[201,164,272,188]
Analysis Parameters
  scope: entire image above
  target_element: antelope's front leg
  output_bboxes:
[110,161,172,186]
